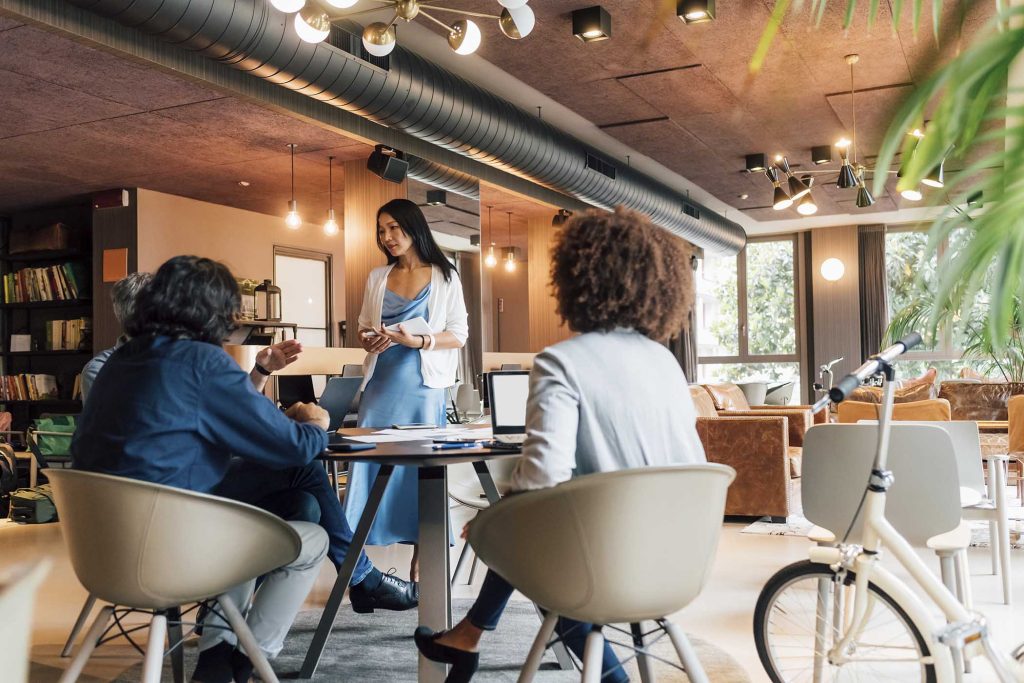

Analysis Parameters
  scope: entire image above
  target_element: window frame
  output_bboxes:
[697,233,805,379]
[272,245,334,347]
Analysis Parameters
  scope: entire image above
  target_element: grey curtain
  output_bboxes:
[668,311,698,381]
[858,225,889,356]
[457,252,482,389]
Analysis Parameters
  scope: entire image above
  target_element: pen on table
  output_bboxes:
[431,441,482,450]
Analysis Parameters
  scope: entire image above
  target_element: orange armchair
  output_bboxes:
[701,382,824,447]
[836,398,951,424]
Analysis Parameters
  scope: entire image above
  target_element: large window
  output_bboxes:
[884,227,989,379]
[696,236,802,397]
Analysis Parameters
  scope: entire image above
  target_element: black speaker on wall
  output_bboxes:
[367,145,408,183]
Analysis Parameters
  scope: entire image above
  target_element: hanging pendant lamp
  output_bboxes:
[484,205,497,268]
[323,156,339,236]
[285,144,302,229]
[504,211,517,272]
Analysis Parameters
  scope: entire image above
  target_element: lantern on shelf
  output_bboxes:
[254,279,282,321]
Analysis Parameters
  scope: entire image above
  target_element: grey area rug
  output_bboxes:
[94,600,747,682]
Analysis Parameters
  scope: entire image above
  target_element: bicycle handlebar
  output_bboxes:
[810,333,922,414]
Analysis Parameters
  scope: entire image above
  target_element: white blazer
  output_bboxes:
[358,263,469,389]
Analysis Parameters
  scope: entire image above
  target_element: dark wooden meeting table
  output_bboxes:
[298,426,566,681]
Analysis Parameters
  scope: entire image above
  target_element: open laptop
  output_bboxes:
[318,376,363,432]
[486,371,530,444]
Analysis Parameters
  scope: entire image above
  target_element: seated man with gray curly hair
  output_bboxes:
[80,271,152,403]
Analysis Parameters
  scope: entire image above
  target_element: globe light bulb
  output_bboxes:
[294,7,330,43]
[820,258,845,282]
[498,0,529,7]
[448,19,481,55]
[362,22,396,57]
[270,0,305,12]
[322,0,357,7]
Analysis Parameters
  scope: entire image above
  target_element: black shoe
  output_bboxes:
[230,648,254,683]
[413,626,480,683]
[191,641,234,683]
[349,568,418,613]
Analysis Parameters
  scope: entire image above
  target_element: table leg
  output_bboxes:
[471,461,576,672]
[419,466,451,683]
[299,464,394,680]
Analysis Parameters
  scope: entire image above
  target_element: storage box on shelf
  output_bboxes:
[0,205,93,430]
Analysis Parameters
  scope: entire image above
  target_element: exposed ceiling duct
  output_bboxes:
[407,155,479,201]
[66,0,746,254]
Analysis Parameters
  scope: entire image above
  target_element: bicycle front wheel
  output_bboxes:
[754,560,936,683]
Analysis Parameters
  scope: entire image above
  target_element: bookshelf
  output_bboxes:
[0,204,93,429]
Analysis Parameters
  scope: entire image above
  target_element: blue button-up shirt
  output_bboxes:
[72,335,328,492]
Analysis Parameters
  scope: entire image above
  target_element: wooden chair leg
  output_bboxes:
[580,629,605,683]
[59,605,114,683]
[663,620,710,683]
[142,613,167,683]
[61,594,98,657]
[167,606,185,683]
[517,613,557,683]
[217,594,279,683]
[631,622,656,683]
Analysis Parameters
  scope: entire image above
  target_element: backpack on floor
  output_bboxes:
[9,484,58,524]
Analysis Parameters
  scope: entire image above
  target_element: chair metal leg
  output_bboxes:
[813,576,832,683]
[993,460,1013,605]
[468,554,481,585]
[167,607,185,683]
[61,594,98,657]
[142,613,167,683]
[580,629,605,683]
[451,541,472,587]
[990,520,999,575]
[59,605,114,683]
[663,620,709,683]
[631,622,656,683]
[938,552,965,682]
[517,613,558,683]
[218,594,279,683]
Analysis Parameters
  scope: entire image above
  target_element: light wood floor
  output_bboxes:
[5,508,1024,682]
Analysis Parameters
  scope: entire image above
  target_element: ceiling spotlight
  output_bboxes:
[323,0,357,5]
[367,144,408,183]
[765,167,792,210]
[922,159,945,188]
[776,156,810,200]
[362,22,397,57]
[901,187,923,202]
[572,6,612,42]
[796,176,817,215]
[677,0,715,23]
[499,4,535,39]
[498,0,529,7]
[294,6,330,43]
[238,180,251,187]
[552,209,573,227]
[270,0,305,13]
[425,189,447,206]
[967,190,983,208]
[745,153,767,173]
[811,145,832,165]
[448,19,482,55]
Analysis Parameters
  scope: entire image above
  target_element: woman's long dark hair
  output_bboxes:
[376,198,456,282]
[127,255,240,344]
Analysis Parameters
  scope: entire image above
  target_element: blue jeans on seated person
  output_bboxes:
[212,458,374,585]
[466,569,630,683]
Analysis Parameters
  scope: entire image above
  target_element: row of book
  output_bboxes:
[3,263,88,303]
[45,317,91,351]
[0,374,59,402]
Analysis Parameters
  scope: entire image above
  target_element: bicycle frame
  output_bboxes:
[808,367,1024,682]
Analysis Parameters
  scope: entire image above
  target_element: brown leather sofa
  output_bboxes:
[689,386,795,521]
[938,381,1024,420]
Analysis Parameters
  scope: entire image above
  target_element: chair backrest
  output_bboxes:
[688,385,718,418]
[858,420,985,494]
[802,424,962,546]
[319,377,362,431]
[764,381,794,405]
[47,469,300,609]
[469,464,735,624]
[702,383,751,411]
[0,559,50,683]
[836,398,951,423]
[447,458,518,510]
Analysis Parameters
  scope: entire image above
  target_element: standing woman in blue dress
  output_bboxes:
[346,198,468,585]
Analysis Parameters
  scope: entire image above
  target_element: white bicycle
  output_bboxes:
[752,334,1024,682]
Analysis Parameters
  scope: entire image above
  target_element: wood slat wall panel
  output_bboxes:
[343,161,405,346]
[810,226,862,382]
[527,216,570,351]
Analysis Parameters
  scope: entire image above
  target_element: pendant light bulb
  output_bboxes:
[485,245,497,268]
[797,192,818,216]
[322,0,357,7]
[504,254,517,273]
[362,22,397,57]
[498,0,529,7]
[901,187,923,202]
[448,19,481,55]
[295,7,331,43]
[286,200,302,229]
[323,209,339,236]
[323,156,338,235]
[270,0,305,13]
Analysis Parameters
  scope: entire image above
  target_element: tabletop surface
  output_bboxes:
[977,420,1009,433]
[319,426,522,466]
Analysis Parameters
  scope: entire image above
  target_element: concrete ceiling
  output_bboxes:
[415,0,997,220]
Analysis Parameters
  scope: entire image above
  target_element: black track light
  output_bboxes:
[811,145,832,165]
[552,209,573,227]
[745,153,767,173]
[572,6,611,42]
[677,0,715,23]
[425,189,447,206]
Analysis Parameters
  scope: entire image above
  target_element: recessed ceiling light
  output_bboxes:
[738,193,749,200]
[238,181,251,187]
[572,6,612,42]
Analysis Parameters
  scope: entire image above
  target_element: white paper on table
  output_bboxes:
[346,434,426,443]
[374,428,464,438]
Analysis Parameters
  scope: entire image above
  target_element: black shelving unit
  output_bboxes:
[0,204,93,429]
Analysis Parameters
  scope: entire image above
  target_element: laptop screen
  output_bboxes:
[488,371,530,434]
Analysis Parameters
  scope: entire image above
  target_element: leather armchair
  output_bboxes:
[938,381,1024,421]
[701,382,823,447]
[690,386,792,521]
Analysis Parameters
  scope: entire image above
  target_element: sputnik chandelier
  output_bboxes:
[752,53,947,215]
[269,0,535,57]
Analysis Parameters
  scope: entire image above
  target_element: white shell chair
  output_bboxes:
[47,469,301,683]
[448,457,517,585]
[0,559,51,683]
[469,464,735,683]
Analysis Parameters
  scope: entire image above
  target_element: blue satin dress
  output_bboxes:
[345,284,447,545]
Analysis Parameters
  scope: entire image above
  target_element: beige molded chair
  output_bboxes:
[469,464,735,683]
[0,559,51,683]
[47,469,301,683]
